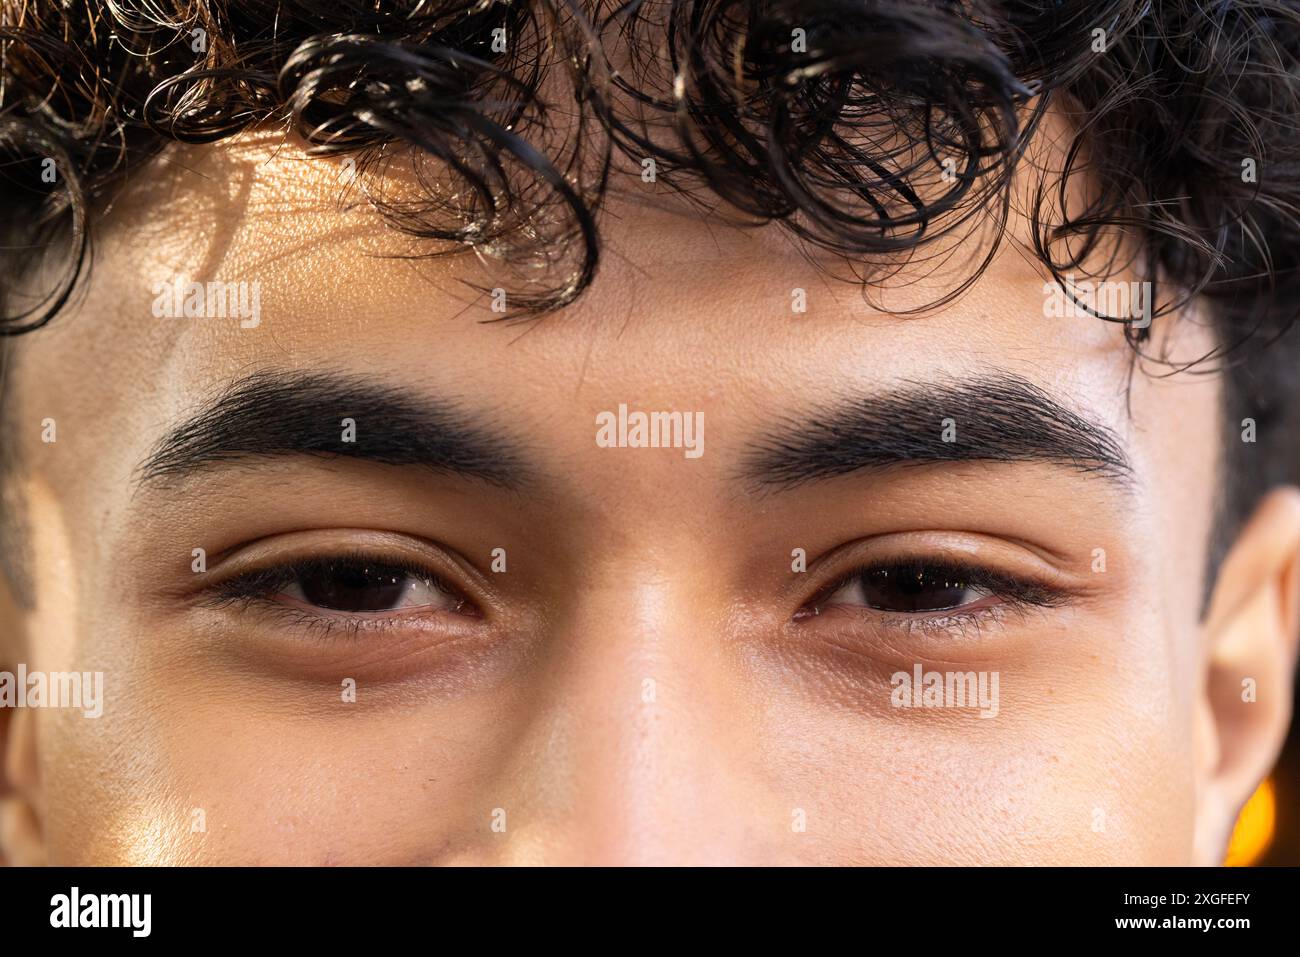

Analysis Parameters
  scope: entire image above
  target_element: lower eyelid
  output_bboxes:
[878,604,1012,633]
[795,591,1055,647]
[270,588,478,619]
[205,593,489,658]
[263,601,452,630]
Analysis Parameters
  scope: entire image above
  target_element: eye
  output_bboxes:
[283,558,465,613]
[212,555,476,617]
[801,559,1063,618]
[823,564,993,613]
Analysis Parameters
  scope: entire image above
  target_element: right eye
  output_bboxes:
[215,555,476,617]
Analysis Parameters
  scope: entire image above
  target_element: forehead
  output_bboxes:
[14,125,1219,500]
[41,138,1093,372]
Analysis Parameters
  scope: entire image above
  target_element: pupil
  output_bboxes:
[298,562,410,612]
[861,567,970,612]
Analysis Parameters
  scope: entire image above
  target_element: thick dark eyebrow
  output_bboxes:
[743,374,1132,490]
[136,370,527,487]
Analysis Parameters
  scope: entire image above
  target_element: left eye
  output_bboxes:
[255,558,470,615]
[816,564,996,614]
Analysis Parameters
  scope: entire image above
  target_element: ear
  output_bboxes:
[1193,487,1300,866]
[0,572,44,866]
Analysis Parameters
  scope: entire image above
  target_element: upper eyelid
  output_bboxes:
[204,555,468,605]
[796,528,1082,581]
[184,527,496,588]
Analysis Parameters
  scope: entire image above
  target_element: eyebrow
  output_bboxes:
[137,370,528,487]
[742,374,1132,490]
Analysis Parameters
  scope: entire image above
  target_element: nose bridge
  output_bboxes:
[495,557,769,864]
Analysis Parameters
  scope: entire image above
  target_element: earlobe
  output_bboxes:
[1193,486,1300,865]
[0,574,45,866]
[0,708,44,866]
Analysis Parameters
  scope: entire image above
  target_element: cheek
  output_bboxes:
[747,615,1198,864]
[41,707,189,865]
[749,711,1197,864]
[42,690,431,864]
[48,599,533,865]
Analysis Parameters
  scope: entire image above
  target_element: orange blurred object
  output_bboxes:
[1224,778,1276,866]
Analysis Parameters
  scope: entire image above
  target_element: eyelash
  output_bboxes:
[202,552,1066,644]
[801,557,1068,628]
[204,552,476,636]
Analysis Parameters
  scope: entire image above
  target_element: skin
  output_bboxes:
[0,118,1297,865]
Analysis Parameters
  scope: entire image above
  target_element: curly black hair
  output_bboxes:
[1,0,1299,598]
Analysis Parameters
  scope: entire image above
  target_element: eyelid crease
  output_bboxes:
[159,525,505,601]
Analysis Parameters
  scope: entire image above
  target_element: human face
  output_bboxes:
[0,124,1291,866]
